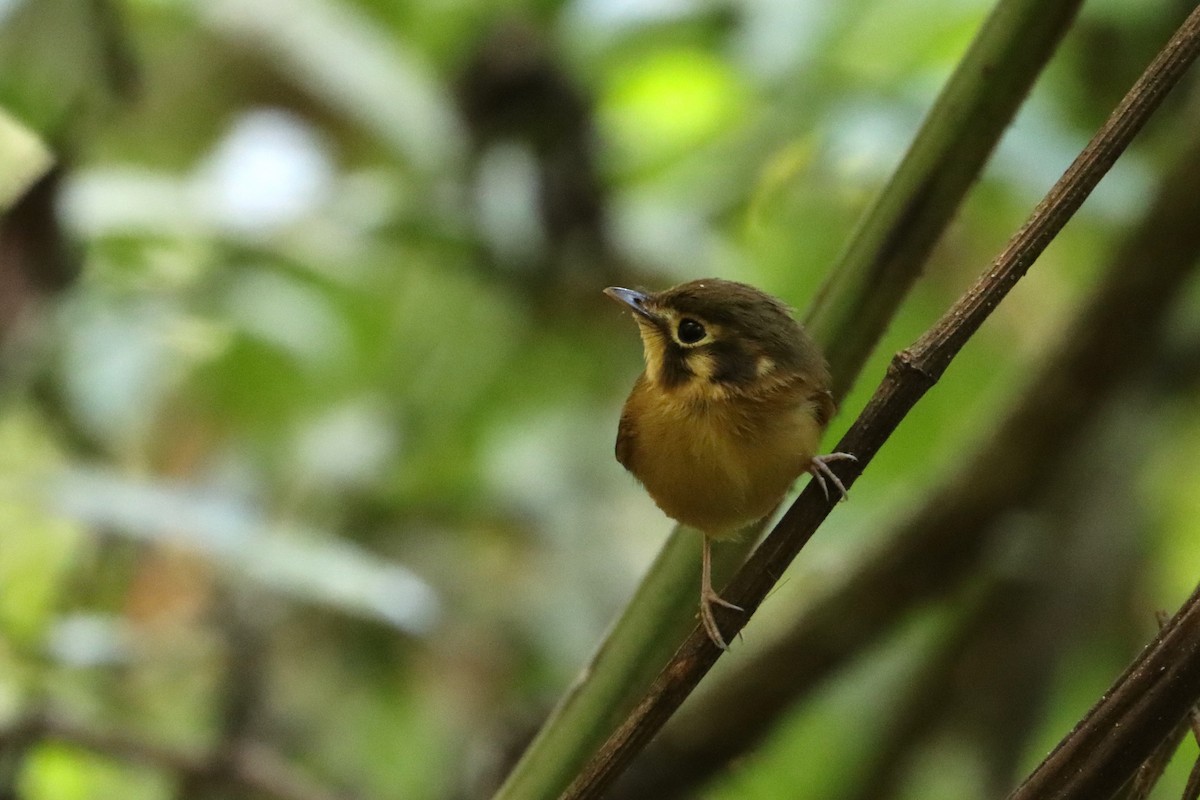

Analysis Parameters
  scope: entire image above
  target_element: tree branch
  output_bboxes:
[562,6,1200,797]
[1125,614,1192,800]
[1009,579,1200,799]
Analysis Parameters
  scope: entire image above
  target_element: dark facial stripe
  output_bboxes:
[710,339,756,385]
[660,348,694,388]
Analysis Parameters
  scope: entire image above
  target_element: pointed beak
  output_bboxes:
[603,286,659,323]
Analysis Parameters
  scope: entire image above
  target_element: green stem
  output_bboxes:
[807,0,1085,397]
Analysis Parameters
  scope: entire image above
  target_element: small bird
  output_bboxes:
[605,278,855,649]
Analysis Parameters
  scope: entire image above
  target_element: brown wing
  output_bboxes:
[615,375,645,471]
[616,405,638,471]
[811,387,836,429]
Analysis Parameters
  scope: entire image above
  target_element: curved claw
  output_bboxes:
[700,589,743,650]
[808,452,857,502]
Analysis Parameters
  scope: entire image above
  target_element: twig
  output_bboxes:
[1165,610,1200,800]
[562,6,1200,798]
[1126,705,1191,800]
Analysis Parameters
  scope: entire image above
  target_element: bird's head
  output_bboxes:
[604,278,828,398]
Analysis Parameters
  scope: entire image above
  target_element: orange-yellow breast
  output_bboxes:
[617,375,823,538]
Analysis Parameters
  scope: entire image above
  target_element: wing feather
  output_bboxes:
[811,387,836,429]
[615,375,645,471]
[616,407,637,470]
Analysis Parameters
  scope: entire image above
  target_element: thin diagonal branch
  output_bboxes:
[563,6,1200,797]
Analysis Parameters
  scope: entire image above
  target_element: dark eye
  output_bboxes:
[677,318,706,344]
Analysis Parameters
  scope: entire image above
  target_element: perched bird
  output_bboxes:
[605,278,854,649]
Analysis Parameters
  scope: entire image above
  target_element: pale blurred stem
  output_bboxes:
[844,584,1015,800]
[562,7,1200,796]
[616,62,1200,800]
[492,0,1083,797]
[177,594,266,800]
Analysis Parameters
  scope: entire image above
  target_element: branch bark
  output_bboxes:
[562,6,1200,797]
[1125,613,1191,800]
[1009,580,1200,799]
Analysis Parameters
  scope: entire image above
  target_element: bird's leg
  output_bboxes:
[699,535,743,650]
[808,452,858,502]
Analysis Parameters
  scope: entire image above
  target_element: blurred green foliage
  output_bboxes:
[0,0,1198,798]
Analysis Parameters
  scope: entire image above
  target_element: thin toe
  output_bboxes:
[700,604,730,650]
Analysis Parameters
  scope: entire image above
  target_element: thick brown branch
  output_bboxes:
[1126,614,1197,800]
[1184,755,1200,800]
[1183,695,1200,800]
[1009,579,1200,799]
[562,7,1200,798]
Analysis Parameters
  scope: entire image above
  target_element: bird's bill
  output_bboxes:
[603,286,659,323]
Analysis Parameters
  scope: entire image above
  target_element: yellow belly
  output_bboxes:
[627,394,822,537]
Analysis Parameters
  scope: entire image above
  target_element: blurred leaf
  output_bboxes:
[196,0,464,171]
[0,412,81,646]
[47,467,441,634]
[600,46,750,176]
[0,106,53,212]
[21,742,170,800]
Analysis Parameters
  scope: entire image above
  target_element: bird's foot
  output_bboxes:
[699,588,743,651]
[808,452,857,502]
